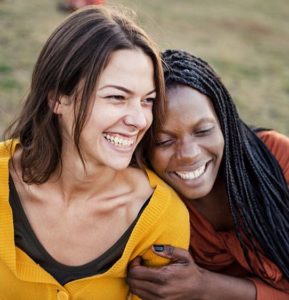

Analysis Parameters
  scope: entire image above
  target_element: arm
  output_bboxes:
[128,176,191,299]
[128,246,288,300]
[135,174,191,268]
[127,246,256,300]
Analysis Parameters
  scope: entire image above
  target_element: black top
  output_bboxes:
[9,175,150,285]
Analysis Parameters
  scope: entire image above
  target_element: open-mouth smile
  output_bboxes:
[174,162,210,180]
[103,133,135,148]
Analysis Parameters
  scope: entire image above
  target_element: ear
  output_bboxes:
[48,91,63,114]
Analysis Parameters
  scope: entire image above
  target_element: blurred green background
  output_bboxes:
[0,0,288,136]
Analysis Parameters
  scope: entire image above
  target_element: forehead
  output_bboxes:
[163,85,218,126]
[98,49,155,87]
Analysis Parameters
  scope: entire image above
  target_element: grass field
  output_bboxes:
[0,0,288,136]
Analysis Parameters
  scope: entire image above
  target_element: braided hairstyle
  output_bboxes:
[161,49,289,283]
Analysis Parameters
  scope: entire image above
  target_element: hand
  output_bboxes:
[127,245,205,300]
[127,245,257,300]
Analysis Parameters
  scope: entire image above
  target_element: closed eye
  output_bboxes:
[195,126,215,136]
[155,139,174,147]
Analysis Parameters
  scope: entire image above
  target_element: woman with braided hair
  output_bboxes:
[127,49,289,299]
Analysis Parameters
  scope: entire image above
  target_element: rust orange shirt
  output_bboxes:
[184,131,289,300]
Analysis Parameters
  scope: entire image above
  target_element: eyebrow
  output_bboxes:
[98,85,156,96]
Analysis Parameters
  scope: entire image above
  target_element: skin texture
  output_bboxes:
[127,85,256,299]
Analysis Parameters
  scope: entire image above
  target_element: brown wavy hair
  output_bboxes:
[5,6,165,184]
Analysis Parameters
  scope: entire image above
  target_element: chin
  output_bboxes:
[183,192,208,200]
[109,161,131,171]
[176,186,213,201]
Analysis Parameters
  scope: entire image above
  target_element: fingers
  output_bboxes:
[128,262,167,283]
[127,247,200,299]
[127,246,194,284]
[129,279,165,300]
[152,245,193,264]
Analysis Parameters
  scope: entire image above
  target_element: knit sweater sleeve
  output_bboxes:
[141,187,190,267]
[126,170,190,268]
[130,173,190,300]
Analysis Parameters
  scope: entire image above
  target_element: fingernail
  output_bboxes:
[153,245,164,252]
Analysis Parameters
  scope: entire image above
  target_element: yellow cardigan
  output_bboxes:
[0,140,190,300]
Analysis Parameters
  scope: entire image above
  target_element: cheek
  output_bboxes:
[209,130,224,157]
[217,134,225,158]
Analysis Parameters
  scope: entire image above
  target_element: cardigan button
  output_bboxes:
[57,290,69,300]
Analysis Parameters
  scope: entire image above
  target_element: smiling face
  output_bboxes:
[150,85,224,200]
[57,49,156,171]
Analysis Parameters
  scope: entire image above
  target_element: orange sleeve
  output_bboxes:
[252,130,289,298]
[249,278,289,300]
[257,130,289,183]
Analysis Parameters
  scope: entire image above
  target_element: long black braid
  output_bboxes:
[161,49,289,283]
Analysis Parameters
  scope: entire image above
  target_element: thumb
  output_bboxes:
[152,245,193,264]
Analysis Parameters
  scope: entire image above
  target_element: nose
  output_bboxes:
[123,102,150,130]
[176,138,201,162]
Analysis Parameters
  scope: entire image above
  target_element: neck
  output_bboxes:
[185,175,234,231]
[11,143,134,207]
[201,176,227,208]
[44,144,130,205]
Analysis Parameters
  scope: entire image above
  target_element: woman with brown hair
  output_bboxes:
[0,10,189,299]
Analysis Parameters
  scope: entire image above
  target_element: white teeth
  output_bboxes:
[103,133,134,148]
[175,165,206,180]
